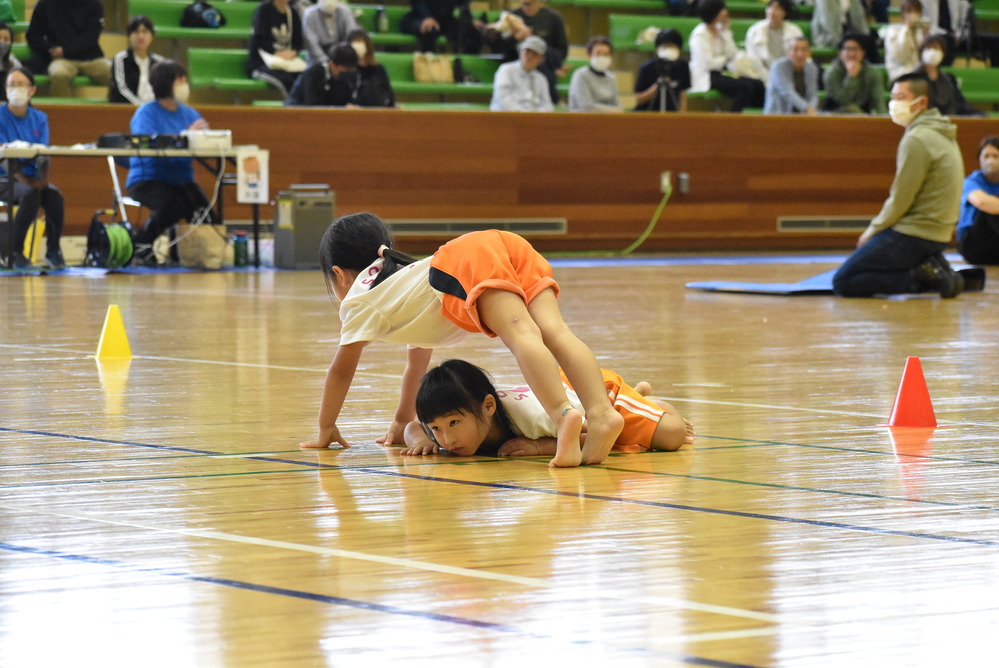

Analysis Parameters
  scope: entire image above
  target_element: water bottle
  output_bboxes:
[233,231,249,267]
[376,6,388,33]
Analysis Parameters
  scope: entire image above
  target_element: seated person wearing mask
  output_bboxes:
[956,136,999,265]
[633,28,690,112]
[1,67,65,269]
[346,29,395,108]
[302,0,358,66]
[567,36,621,112]
[126,60,217,266]
[285,42,360,107]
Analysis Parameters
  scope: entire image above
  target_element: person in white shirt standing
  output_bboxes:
[490,35,553,112]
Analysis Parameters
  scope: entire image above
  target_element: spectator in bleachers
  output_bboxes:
[811,0,871,52]
[126,61,217,267]
[24,0,111,99]
[0,22,22,102]
[1,67,65,269]
[109,16,165,106]
[956,136,999,265]
[247,0,307,98]
[744,0,803,84]
[882,0,931,81]
[689,0,766,112]
[490,35,553,112]
[401,0,482,55]
[568,36,622,112]
[633,28,690,112]
[912,34,982,116]
[302,0,358,66]
[285,42,361,107]
[482,0,568,104]
[822,33,887,114]
[764,36,820,114]
[347,29,396,108]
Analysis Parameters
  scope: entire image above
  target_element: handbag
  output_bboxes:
[177,222,227,270]
[181,1,227,28]
[413,52,454,84]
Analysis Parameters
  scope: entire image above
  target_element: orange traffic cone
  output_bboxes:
[887,356,936,428]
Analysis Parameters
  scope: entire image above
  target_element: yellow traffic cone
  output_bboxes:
[96,304,132,359]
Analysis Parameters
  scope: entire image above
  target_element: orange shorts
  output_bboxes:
[429,230,559,337]
[561,368,665,450]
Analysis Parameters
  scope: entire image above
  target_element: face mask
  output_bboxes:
[320,0,339,13]
[714,21,726,32]
[173,82,190,103]
[589,55,612,72]
[921,49,943,66]
[6,86,29,107]
[657,46,680,61]
[350,40,367,60]
[982,157,999,178]
[888,97,923,127]
[0,42,10,58]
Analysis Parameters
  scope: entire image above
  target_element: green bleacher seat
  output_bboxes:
[187,48,269,91]
[945,67,999,106]
[350,4,442,48]
[975,0,999,22]
[377,52,498,97]
[8,0,27,32]
[127,0,257,41]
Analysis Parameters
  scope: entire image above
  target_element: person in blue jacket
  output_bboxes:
[126,60,215,266]
[0,67,65,269]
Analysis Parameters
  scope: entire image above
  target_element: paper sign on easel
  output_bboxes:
[236,146,269,204]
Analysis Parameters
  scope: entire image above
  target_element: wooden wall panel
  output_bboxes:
[38,104,997,254]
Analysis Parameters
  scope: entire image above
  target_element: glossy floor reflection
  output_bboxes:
[1,258,997,667]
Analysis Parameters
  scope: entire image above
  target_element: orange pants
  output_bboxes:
[561,369,665,449]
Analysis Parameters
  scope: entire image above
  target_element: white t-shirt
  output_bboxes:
[338,257,467,348]
[497,383,583,439]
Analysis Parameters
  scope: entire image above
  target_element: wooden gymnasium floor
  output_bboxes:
[2,255,998,668]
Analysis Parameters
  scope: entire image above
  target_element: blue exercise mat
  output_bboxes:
[686,269,838,295]
[686,267,986,295]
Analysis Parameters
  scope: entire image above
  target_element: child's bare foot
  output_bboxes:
[579,407,624,465]
[549,405,583,468]
[635,381,652,396]
[683,419,696,445]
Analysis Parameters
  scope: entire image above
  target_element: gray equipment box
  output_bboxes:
[273,185,334,269]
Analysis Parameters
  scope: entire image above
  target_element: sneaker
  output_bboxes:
[12,252,31,269]
[913,254,964,299]
[44,250,65,269]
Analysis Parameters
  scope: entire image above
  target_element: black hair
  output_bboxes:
[837,32,866,54]
[655,28,683,49]
[150,60,187,100]
[319,212,417,296]
[894,71,930,97]
[979,136,999,157]
[345,28,376,65]
[328,42,359,68]
[6,66,35,88]
[919,33,948,54]
[585,35,612,54]
[415,359,514,456]
[127,15,155,36]
[769,0,793,15]
[697,0,726,25]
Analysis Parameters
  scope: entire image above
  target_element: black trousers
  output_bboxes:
[709,71,765,112]
[127,180,214,246]
[957,209,999,265]
[13,181,64,255]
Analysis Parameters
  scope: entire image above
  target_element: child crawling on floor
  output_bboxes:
[401,359,695,458]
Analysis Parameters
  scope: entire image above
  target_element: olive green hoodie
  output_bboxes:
[865,108,964,243]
